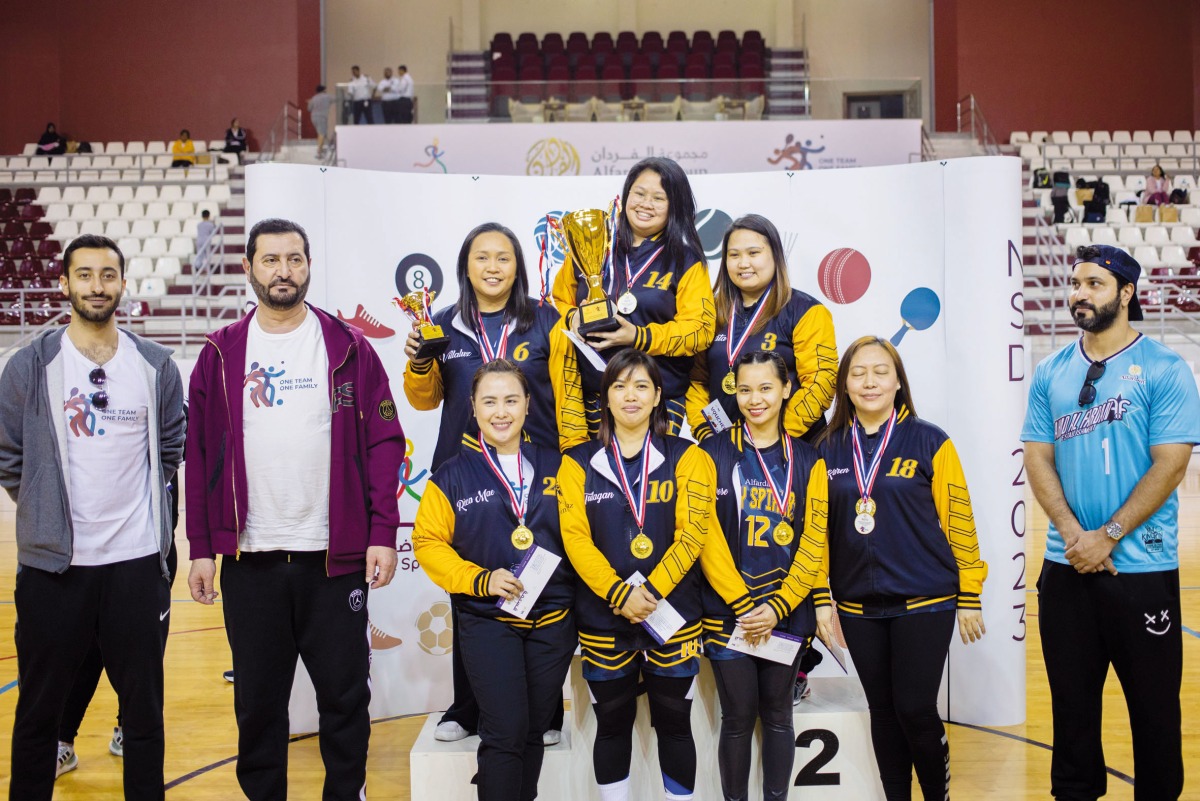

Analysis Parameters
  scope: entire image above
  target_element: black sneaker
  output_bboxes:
[793,675,811,706]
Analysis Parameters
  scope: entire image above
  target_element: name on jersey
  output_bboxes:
[827,467,849,480]
[585,490,616,503]
[444,348,472,361]
[455,488,496,513]
[1054,394,1131,441]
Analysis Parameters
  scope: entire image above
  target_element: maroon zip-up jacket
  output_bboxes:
[185,304,405,577]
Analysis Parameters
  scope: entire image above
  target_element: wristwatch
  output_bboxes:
[1104,520,1124,541]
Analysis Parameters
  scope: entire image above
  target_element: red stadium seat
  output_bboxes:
[685,52,710,72]
[542,33,564,57]
[717,30,738,45]
[491,33,514,52]
[0,189,11,204]
[683,64,709,100]
[19,204,44,222]
[17,258,40,281]
[655,61,682,101]
[44,258,62,280]
[712,63,738,98]
[546,53,569,72]
[37,239,61,259]
[629,64,653,100]
[616,31,638,48]
[0,204,14,222]
[667,30,688,46]
[600,63,626,102]
[713,51,736,70]
[2,221,25,240]
[631,52,651,72]
[516,32,539,51]
[546,65,570,101]
[567,32,589,50]
[572,65,599,103]
[517,65,544,103]
[14,188,35,206]
[0,259,16,279]
[9,238,32,259]
[0,276,21,325]
[592,35,614,68]
[741,63,765,98]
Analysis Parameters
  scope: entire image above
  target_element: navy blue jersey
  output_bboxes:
[817,410,986,617]
[413,438,574,625]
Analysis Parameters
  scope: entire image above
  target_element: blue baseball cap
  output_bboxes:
[1076,244,1143,321]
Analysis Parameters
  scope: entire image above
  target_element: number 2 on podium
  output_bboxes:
[794,728,840,786]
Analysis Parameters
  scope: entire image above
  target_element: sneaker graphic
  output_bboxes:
[370,622,403,651]
[338,304,396,338]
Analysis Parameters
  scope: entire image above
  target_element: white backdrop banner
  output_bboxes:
[243,156,1026,729]
[336,119,922,176]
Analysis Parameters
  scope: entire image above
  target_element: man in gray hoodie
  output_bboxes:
[0,234,185,801]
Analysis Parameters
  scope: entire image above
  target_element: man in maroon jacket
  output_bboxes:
[185,218,405,800]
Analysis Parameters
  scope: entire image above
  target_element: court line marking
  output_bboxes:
[947,721,1135,785]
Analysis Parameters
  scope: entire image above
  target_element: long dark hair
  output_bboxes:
[820,336,918,444]
[454,222,535,334]
[615,157,701,273]
[714,214,793,332]
[597,349,669,447]
[734,350,791,433]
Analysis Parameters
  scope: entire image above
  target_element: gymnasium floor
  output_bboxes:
[0,462,1195,799]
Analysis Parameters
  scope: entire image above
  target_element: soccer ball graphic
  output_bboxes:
[416,601,454,655]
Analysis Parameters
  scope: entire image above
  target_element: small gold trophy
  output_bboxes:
[395,289,450,360]
[551,209,620,336]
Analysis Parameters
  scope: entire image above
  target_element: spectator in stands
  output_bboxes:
[223,117,247,164]
[1143,164,1170,206]
[36,123,67,158]
[376,67,402,124]
[308,85,334,158]
[348,65,375,125]
[397,65,415,124]
[196,209,216,257]
[171,129,196,168]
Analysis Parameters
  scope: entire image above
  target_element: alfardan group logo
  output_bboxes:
[526,138,580,176]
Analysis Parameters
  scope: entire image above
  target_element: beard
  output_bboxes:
[249,269,310,311]
[68,287,122,323]
[1070,292,1122,333]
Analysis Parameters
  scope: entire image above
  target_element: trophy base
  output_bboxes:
[413,333,451,361]
[578,299,620,337]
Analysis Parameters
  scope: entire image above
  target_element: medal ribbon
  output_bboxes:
[623,246,665,297]
[421,287,433,323]
[609,429,653,532]
[851,409,897,502]
[479,442,529,525]
[743,427,793,523]
[473,310,510,363]
[725,285,773,371]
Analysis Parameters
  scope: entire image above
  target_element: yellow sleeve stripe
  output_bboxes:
[640,262,716,358]
[784,305,838,437]
[550,322,589,451]
[557,455,627,603]
[772,462,829,614]
[411,482,489,595]
[403,357,444,410]
[646,446,710,598]
[931,439,988,597]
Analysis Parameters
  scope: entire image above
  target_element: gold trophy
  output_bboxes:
[551,209,620,336]
[395,289,450,360]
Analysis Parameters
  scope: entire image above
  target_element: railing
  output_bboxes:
[956,94,1001,155]
[187,221,246,331]
[918,126,935,162]
[261,101,305,163]
[1031,213,1076,349]
[1025,140,1200,177]
[0,151,232,184]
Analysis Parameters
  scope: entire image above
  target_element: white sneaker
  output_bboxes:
[434,721,470,742]
[542,729,562,746]
[109,726,123,757]
[56,742,77,778]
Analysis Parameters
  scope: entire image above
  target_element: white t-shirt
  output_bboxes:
[242,310,332,551]
[496,451,533,517]
[377,77,402,101]
[62,332,156,566]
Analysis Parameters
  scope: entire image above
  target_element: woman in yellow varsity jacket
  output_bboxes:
[404,222,587,472]
[699,351,828,801]
[405,222,584,744]
[558,349,751,801]
[413,360,575,801]
[552,157,715,436]
[687,214,838,445]
[816,336,987,801]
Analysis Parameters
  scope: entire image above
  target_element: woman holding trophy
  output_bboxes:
[686,214,838,445]
[557,349,752,801]
[403,222,586,744]
[552,157,715,437]
[413,359,576,801]
[699,350,828,801]
[403,221,588,472]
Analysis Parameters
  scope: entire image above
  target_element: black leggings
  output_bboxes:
[710,653,802,801]
[588,670,695,795]
[839,610,954,801]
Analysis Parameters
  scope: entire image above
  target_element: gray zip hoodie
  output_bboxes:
[0,327,185,578]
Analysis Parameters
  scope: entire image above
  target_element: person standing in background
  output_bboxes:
[376,67,402,124]
[307,85,334,158]
[397,65,415,123]
[348,65,375,125]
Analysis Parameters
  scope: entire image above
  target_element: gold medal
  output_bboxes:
[855,497,876,516]
[772,521,794,546]
[630,532,654,559]
[511,525,534,550]
[721,371,737,394]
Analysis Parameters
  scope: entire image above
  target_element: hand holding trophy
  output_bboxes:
[550,207,621,336]
[395,289,451,361]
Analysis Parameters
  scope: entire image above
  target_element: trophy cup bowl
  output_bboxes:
[397,290,451,361]
[553,208,620,336]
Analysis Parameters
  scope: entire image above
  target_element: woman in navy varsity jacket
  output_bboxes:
[700,351,828,801]
[687,214,838,445]
[552,157,716,436]
[558,349,751,801]
[816,336,987,801]
[413,360,576,801]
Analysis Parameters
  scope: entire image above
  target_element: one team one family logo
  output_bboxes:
[64,389,105,437]
[245,362,285,408]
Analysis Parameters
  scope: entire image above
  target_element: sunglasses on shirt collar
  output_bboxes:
[1077,360,1105,407]
[89,366,109,410]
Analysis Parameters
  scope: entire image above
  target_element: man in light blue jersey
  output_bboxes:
[1022,244,1199,801]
